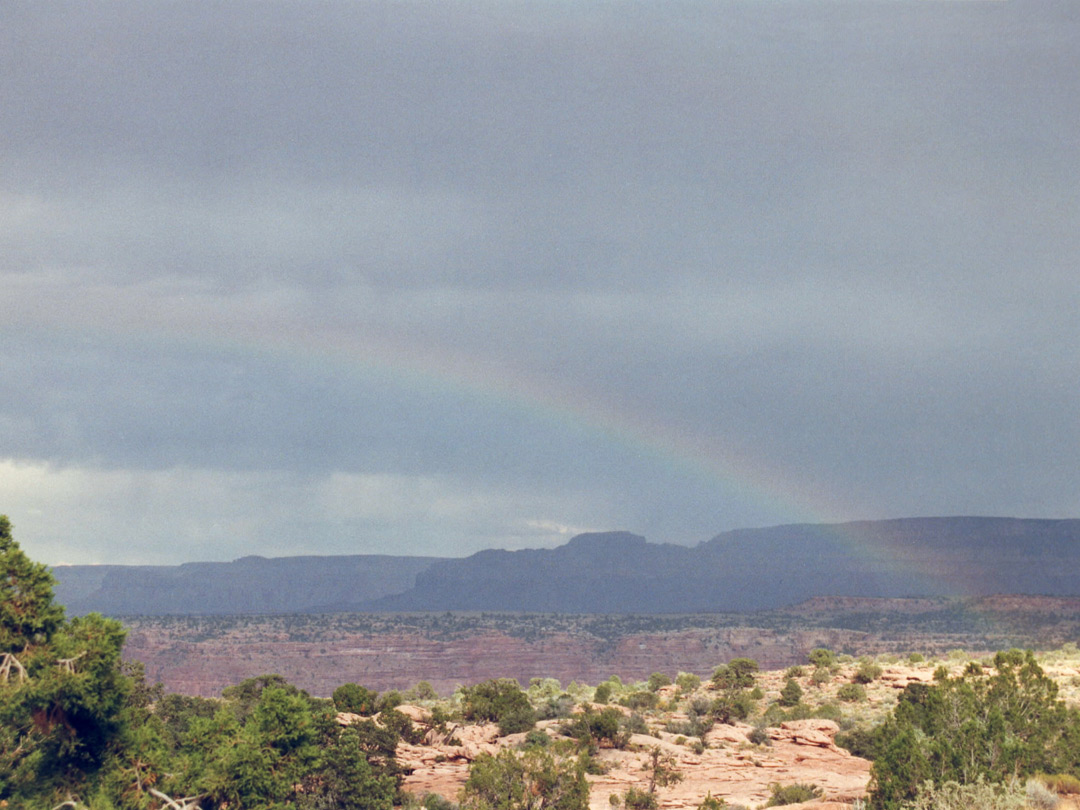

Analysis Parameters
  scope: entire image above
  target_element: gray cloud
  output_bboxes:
[2,1,1078,563]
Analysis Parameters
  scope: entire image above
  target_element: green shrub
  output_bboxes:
[811,702,842,722]
[779,679,803,707]
[689,696,711,715]
[765,783,823,806]
[835,726,879,759]
[382,707,425,744]
[675,697,715,738]
[712,658,759,689]
[810,666,832,686]
[536,695,576,720]
[838,683,866,702]
[748,725,771,746]
[521,730,550,750]
[697,793,727,810]
[675,672,701,693]
[528,677,563,699]
[785,665,805,679]
[460,678,536,736]
[498,705,538,734]
[376,690,404,713]
[809,648,836,667]
[1035,773,1080,795]
[665,719,698,737]
[333,682,379,715]
[429,705,453,735]
[593,683,613,704]
[904,778,1025,810]
[561,706,626,748]
[784,704,814,720]
[410,681,439,701]
[1025,779,1060,810]
[647,672,672,692]
[853,661,883,684]
[620,691,658,711]
[580,750,608,775]
[623,788,657,810]
[761,702,785,725]
[710,691,754,724]
[908,653,925,664]
[623,712,649,736]
[423,794,460,810]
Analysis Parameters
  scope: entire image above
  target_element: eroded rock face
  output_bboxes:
[119,594,1080,698]
[878,668,935,689]
[119,623,891,697]
[771,720,845,751]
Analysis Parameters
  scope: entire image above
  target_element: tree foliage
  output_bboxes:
[778,678,803,708]
[765,783,823,807]
[853,660,883,684]
[461,678,537,736]
[869,650,1080,810]
[707,657,759,725]
[643,745,683,795]
[711,658,758,690]
[333,681,380,715]
[646,672,671,692]
[674,672,701,693]
[461,748,588,810]
[0,514,65,654]
[298,725,397,810]
[562,705,628,749]
[1,516,132,803]
[1,517,406,809]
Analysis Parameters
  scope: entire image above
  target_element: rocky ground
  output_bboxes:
[394,715,867,810]
[350,655,1080,810]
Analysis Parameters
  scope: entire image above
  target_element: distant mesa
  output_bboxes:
[52,554,444,617]
[562,531,649,549]
[51,517,1080,616]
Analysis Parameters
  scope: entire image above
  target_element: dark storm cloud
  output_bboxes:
[2,1,1078,562]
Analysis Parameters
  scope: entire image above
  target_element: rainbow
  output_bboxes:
[23,300,956,596]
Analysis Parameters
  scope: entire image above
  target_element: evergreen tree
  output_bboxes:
[0,514,65,654]
[779,678,803,707]
[299,726,397,810]
[462,748,589,810]
[868,650,1080,810]
[0,516,132,804]
[334,681,380,715]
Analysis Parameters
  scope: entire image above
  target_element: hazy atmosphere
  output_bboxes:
[2,1,1077,565]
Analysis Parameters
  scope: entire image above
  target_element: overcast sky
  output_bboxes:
[2,1,1078,565]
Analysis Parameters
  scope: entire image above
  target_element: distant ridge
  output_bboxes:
[53,554,445,616]
[52,517,1080,616]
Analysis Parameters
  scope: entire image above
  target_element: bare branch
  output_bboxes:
[148,787,206,810]
[0,652,28,684]
[56,651,87,675]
